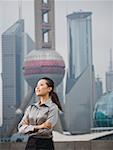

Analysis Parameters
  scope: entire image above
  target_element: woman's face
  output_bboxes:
[35,79,52,97]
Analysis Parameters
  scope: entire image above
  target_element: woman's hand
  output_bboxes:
[34,121,52,131]
[43,122,52,129]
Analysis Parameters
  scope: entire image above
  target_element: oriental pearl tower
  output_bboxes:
[5,0,65,137]
[24,0,65,88]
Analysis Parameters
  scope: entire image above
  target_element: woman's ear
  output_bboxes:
[48,87,52,92]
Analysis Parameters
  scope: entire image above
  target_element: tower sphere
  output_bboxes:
[23,49,65,88]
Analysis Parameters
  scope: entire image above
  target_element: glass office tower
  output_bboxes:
[0,20,24,138]
[65,12,94,134]
[67,12,92,79]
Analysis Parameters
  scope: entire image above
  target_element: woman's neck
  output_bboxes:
[39,95,50,104]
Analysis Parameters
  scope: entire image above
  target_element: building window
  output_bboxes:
[42,13,48,23]
[43,32,48,43]
[43,0,48,4]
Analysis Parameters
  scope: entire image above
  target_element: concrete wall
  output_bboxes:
[0,141,113,150]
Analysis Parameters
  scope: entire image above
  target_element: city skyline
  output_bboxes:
[0,0,112,89]
[0,0,113,125]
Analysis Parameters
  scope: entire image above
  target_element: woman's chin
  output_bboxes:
[35,93,40,96]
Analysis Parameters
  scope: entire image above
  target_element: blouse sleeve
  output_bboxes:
[18,106,35,134]
[18,104,58,136]
[46,104,58,128]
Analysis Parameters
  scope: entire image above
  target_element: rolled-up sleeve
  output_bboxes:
[18,106,35,134]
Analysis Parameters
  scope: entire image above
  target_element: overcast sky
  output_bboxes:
[0,0,113,125]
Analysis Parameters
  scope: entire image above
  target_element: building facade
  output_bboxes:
[64,12,94,134]
[0,20,24,138]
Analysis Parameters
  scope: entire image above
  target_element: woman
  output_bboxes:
[18,77,62,150]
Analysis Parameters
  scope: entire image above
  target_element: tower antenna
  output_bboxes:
[18,0,22,20]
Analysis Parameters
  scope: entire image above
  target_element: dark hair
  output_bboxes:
[40,77,62,111]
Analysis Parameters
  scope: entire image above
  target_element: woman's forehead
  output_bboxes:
[37,79,47,85]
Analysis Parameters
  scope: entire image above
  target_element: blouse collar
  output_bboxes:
[38,98,52,107]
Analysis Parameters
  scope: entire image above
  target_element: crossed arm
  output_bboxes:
[18,105,58,135]
[34,121,52,130]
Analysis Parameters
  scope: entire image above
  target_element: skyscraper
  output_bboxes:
[67,12,92,79]
[0,21,35,139]
[0,19,24,138]
[95,77,103,101]
[64,12,94,134]
[106,49,113,93]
